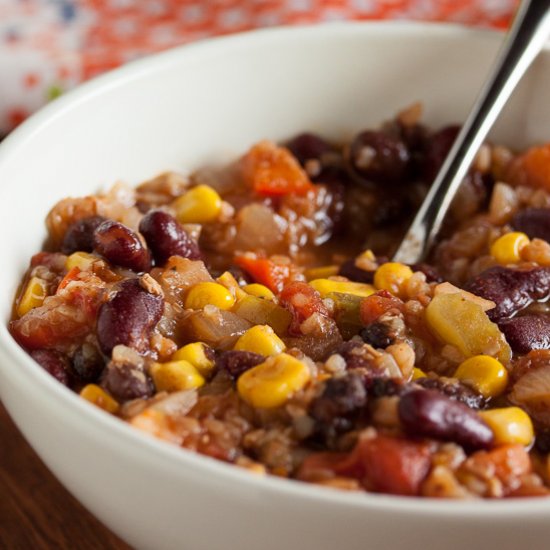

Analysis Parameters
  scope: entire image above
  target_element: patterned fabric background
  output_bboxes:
[0,0,519,133]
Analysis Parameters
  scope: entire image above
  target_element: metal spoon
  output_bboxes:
[393,0,550,264]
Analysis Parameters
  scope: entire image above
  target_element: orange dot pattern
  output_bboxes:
[0,0,519,132]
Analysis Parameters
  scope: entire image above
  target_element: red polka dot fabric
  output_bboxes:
[0,0,519,133]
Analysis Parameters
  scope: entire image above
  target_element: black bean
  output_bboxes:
[286,133,334,165]
[30,349,70,386]
[72,343,105,382]
[465,266,550,321]
[93,220,152,272]
[535,430,550,454]
[410,263,443,283]
[360,322,395,349]
[338,259,374,284]
[499,314,550,354]
[216,350,264,379]
[335,340,371,370]
[96,279,164,356]
[415,377,486,409]
[310,372,367,443]
[139,210,201,265]
[101,362,154,402]
[349,130,410,185]
[398,389,494,451]
[365,377,408,398]
[512,207,550,243]
[61,216,106,254]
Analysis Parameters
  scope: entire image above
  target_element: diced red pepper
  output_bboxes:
[235,255,293,293]
[360,290,404,325]
[241,140,315,196]
[279,281,329,335]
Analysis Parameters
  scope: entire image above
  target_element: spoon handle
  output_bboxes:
[393,0,550,265]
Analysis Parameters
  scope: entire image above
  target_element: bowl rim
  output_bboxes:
[1,20,550,516]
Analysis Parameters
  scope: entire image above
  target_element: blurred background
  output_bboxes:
[0,0,519,135]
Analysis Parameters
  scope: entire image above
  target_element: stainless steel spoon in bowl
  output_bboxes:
[393,0,550,265]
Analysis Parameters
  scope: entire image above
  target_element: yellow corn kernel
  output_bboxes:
[243,283,275,300]
[309,279,375,298]
[17,277,48,317]
[490,232,530,265]
[454,355,509,398]
[411,367,427,381]
[234,325,286,356]
[65,251,97,271]
[185,282,236,310]
[172,342,215,375]
[151,360,205,392]
[173,184,222,224]
[373,262,414,296]
[216,271,247,300]
[478,407,534,446]
[80,384,119,414]
[237,353,311,408]
[358,249,376,261]
[304,265,339,281]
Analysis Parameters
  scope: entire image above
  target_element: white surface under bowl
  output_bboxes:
[1,22,550,550]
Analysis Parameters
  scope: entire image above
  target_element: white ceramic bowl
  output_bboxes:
[1,22,550,550]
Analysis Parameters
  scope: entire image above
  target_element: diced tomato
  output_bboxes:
[10,271,107,350]
[335,435,432,496]
[241,140,315,196]
[298,451,350,481]
[235,254,293,293]
[298,435,431,496]
[465,444,532,491]
[30,251,67,271]
[9,299,92,350]
[57,266,81,292]
[360,290,404,325]
[279,281,329,335]
[506,143,550,190]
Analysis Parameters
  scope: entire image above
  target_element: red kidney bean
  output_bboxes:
[398,389,494,451]
[422,125,460,183]
[93,220,152,272]
[349,130,410,185]
[499,314,550,354]
[101,362,154,402]
[61,215,106,254]
[30,349,71,386]
[216,350,264,379]
[96,278,164,355]
[512,207,550,242]
[139,210,201,265]
[465,265,550,321]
